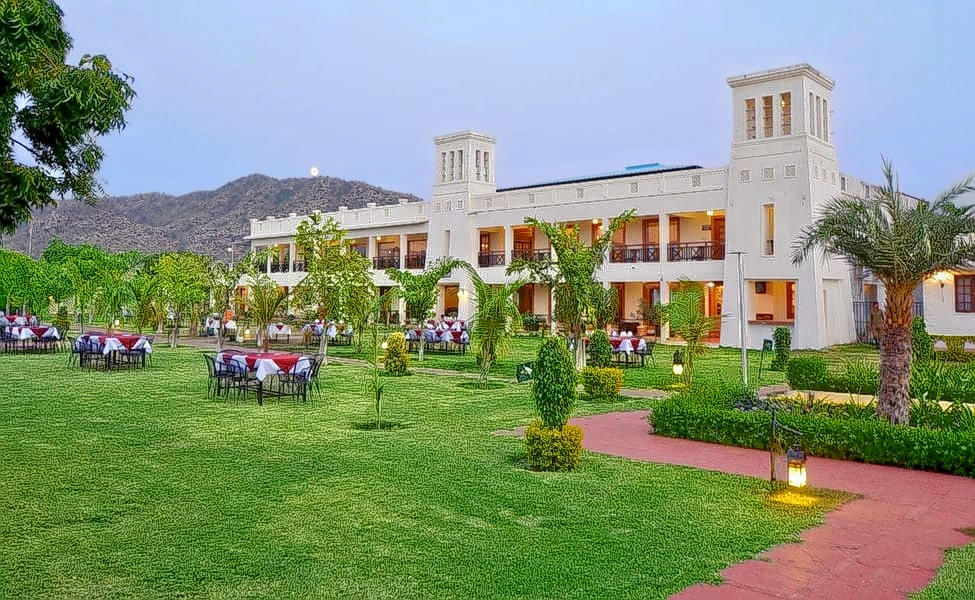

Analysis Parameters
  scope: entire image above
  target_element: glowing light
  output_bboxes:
[933,271,952,287]
[310,166,319,177]
[707,281,716,288]
[706,209,715,217]
[381,341,388,350]
[787,444,807,488]
[592,218,600,224]
[672,350,684,377]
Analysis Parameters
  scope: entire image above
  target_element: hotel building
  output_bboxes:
[245,63,924,349]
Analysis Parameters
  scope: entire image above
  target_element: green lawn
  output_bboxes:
[0,347,849,598]
[912,540,975,599]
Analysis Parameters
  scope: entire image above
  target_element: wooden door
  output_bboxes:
[479,233,490,252]
[669,216,680,243]
[708,284,723,339]
[786,281,796,320]
[518,284,534,314]
[711,216,726,243]
[643,218,659,246]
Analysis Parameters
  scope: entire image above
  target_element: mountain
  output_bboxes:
[1,174,424,258]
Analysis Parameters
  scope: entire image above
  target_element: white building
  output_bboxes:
[244,63,915,349]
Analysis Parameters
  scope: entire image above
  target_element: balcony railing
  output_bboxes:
[667,241,725,261]
[610,244,660,263]
[478,251,506,267]
[373,255,400,269]
[405,251,426,269]
[269,261,289,273]
[512,248,551,262]
[292,259,306,272]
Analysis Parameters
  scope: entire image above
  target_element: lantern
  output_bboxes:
[381,341,388,350]
[672,351,684,377]
[933,271,951,289]
[786,444,807,488]
[113,319,120,327]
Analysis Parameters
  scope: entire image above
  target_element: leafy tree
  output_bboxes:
[656,279,720,386]
[61,244,106,332]
[591,285,619,330]
[95,256,133,334]
[532,336,577,429]
[588,329,613,368]
[509,210,634,368]
[155,252,209,348]
[385,257,466,362]
[129,270,159,334]
[207,250,264,351]
[0,0,135,234]
[294,213,373,362]
[465,266,525,385]
[793,161,975,424]
[0,249,32,313]
[245,274,288,352]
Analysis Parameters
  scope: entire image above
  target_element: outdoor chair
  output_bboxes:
[635,339,655,367]
[66,336,81,366]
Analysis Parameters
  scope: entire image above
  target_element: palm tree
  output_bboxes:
[656,279,721,387]
[793,160,975,424]
[246,274,289,352]
[385,257,467,362]
[465,267,526,385]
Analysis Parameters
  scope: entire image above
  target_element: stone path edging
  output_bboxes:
[571,410,975,599]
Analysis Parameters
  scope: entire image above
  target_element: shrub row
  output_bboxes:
[580,366,623,402]
[786,356,975,403]
[651,392,975,476]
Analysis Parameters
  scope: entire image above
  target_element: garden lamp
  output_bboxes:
[381,340,388,350]
[672,350,684,377]
[786,444,807,488]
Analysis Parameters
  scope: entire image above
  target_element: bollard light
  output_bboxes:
[672,350,684,377]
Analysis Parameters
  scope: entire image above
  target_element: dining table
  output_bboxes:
[8,325,59,341]
[216,350,310,405]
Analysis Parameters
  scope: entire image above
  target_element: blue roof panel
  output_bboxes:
[496,162,700,192]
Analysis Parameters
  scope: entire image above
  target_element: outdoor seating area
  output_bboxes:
[405,318,470,354]
[569,331,656,368]
[70,333,153,370]
[301,320,355,347]
[206,349,323,405]
[1,312,61,354]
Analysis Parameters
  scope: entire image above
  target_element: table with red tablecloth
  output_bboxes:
[8,325,59,341]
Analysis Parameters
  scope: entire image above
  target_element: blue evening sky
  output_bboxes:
[60,0,974,200]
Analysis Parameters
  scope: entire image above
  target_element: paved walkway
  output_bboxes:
[571,411,975,599]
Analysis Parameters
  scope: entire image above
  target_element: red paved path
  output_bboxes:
[571,411,975,599]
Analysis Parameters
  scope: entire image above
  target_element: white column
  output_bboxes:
[659,280,670,340]
[399,233,407,269]
[659,212,669,263]
[504,225,514,266]
[288,242,295,272]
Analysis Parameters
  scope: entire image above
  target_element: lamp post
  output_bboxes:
[227,246,234,268]
[770,407,806,488]
[729,251,748,387]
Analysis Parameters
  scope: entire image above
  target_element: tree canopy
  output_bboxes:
[0,0,136,234]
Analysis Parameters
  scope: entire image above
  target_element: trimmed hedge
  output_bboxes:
[651,393,975,476]
[588,330,613,368]
[771,326,791,370]
[931,335,975,363]
[581,366,623,402]
[532,337,577,429]
[383,332,410,375]
[524,419,583,471]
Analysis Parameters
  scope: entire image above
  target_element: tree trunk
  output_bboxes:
[419,337,425,362]
[876,284,914,424]
[573,326,586,370]
[318,331,329,365]
[216,319,224,352]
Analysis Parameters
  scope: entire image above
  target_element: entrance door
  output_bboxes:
[518,284,534,314]
[786,281,796,320]
[641,282,660,335]
[443,285,459,317]
[611,283,626,324]
[708,284,723,340]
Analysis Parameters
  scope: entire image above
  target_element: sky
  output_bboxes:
[59,0,975,201]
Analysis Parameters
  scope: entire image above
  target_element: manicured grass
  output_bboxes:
[0,348,848,598]
[913,540,975,599]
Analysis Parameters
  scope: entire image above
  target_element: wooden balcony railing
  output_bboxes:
[269,261,288,273]
[373,255,400,269]
[667,241,725,261]
[292,259,306,272]
[610,244,660,263]
[405,251,426,269]
[512,248,551,262]
[477,251,506,267]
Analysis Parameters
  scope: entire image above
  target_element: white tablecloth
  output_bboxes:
[100,337,153,355]
[217,352,311,382]
[267,324,292,337]
[225,320,237,330]
[8,326,59,340]
[612,338,646,355]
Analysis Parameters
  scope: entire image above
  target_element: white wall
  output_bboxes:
[924,275,975,336]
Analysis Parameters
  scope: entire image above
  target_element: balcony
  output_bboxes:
[269,261,289,273]
[405,251,426,269]
[478,251,505,267]
[765,240,774,256]
[292,259,306,272]
[668,241,725,261]
[610,244,660,263]
[512,248,551,262]
[373,255,400,269]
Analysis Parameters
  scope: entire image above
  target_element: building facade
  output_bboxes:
[245,63,903,349]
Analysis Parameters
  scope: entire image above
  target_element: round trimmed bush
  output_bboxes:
[383,332,410,375]
[581,366,623,402]
[532,336,577,429]
[524,419,583,471]
[588,330,612,367]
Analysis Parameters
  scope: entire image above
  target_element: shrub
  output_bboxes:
[651,391,975,476]
[911,316,933,363]
[786,356,829,390]
[52,306,71,337]
[930,335,975,363]
[581,366,623,402]
[524,419,583,471]
[532,337,577,429]
[383,332,409,375]
[838,357,879,396]
[588,330,613,368]
[521,313,542,332]
[770,327,791,370]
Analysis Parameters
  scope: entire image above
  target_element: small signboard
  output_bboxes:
[759,339,774,380]
[516,362,534,383]
[762,339,774,352]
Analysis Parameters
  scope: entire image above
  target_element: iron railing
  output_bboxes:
[405,251,426,269]
[478,251,505,267]
[373,255,400,270]
[512,248,551,262]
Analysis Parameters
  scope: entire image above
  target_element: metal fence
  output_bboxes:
[852,301,923,342]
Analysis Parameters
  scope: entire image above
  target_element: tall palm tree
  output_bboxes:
[465,267,526,385]
[656,279,721,386]
[246,274,289,352]
[793,160,975,424]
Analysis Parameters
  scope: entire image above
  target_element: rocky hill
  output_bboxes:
[2,174,423,257]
